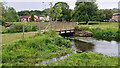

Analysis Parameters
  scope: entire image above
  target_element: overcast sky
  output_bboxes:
[1,0,120,12]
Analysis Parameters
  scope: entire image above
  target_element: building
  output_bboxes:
[19,15,49,22]
[19,16,31,22]
[110,13,120,22]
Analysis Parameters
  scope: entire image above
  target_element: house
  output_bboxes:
[19,16,31,22]
[110,13,120,22]
[39,15,45,21]
[19,15,39,22]
[19,15,49,22]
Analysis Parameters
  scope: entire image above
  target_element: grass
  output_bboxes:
[2,31,37,45]
[76,22,120,41]
[78,22,118,30]
[46,52,118,66]
[2,30,73,66]
[2,22,77,45]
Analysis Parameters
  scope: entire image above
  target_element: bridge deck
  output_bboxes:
[41,28,75,34]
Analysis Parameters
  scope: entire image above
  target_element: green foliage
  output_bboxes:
[48,2,62,22]
[102,9,113,20]
[18,10,43,16]
[90,28,120,41]
[53,2,72,21]
[75,25,89,31]
[2,23,38,33]
[30,14,34,22]
[2,30,72,66]
[72,2,98,23]
[46,52,118,66]
[53,37,72,47]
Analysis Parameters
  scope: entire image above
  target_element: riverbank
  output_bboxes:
[2,30,73,66]
[75,22,120,41]
[45,52,118,66]
[1,30,119,66]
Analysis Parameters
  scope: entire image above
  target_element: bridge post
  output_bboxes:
[65,30,66,34]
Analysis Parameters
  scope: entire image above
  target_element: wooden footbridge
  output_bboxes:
[40,22,76,34]
[41,28,75,34]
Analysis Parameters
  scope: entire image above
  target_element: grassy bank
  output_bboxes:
[46,52,118,66]
[75,22,120,41]
[2,30,73,66]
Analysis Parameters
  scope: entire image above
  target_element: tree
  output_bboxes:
[96,10,106,22]
[102,9,113,21]
[30,14,34,22]
[0,2,6,26]
[5,7,18,22]
[53,3,62,22]
[48,2,62,22]
[72,2,98,24]
[53,2,72,21]
[24,11,30,16]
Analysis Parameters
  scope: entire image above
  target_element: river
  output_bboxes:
[40,36,119,66]
[70,37,119,57]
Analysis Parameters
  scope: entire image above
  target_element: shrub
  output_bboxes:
[8,23,23,33]
[54,37,72,47]
[43,30,58,38]
[90,28,119,41]
[75,25,89,31]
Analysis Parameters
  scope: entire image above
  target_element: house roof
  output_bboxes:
[113,13,120,16]
[19,16,30,19]
[39,15,44,17]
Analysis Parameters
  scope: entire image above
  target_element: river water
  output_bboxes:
[40,37,119,66]
[70,37,119,57]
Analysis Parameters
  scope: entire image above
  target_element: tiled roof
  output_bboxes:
[19,16,30,19]
[39,15,44,17]
[113,13,120,16]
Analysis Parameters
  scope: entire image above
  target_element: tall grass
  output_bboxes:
[75,22,120,41]
[46,52,118,66]
[2,30,72,66]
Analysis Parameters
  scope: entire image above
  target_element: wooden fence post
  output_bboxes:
[23,25,24,38]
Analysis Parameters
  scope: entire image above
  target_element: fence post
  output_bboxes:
[23,25,24,38]
[39,22,40,33]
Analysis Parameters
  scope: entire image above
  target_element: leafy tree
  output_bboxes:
[30,14,34,22]
[72,2,98,24]
[53,3,62,22]
[102,9,113,20]
[48,2,62,22]
[96,10,106,22]
[0,2,6,26]
[53,2,71,21]
[18,10,30,16]
[5,7,18,22]
[24,11,30,16]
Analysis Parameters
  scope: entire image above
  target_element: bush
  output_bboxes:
[2,23,38,33]
[75,25,89,31]
[90,28,120,41]
[8,23,23,33]
[54,37,72,47]
[2,26,8,33]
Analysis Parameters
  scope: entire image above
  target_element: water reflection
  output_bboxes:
[71,39,94,52]
[71,37,119,57]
